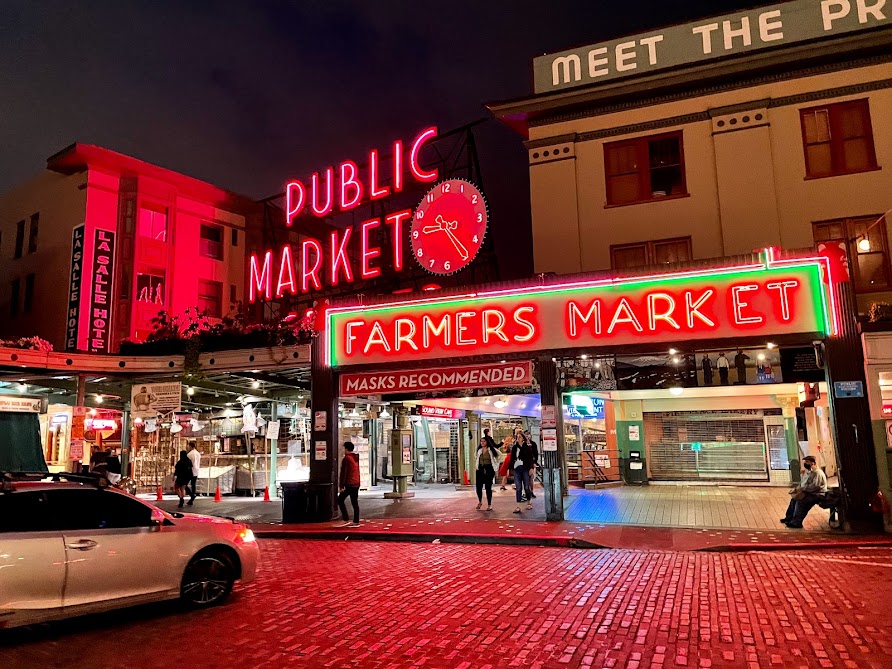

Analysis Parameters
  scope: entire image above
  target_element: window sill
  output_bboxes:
[804,165,881,181]
[604,193,690,209]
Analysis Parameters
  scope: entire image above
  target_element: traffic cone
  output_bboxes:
[214,485,222,502]
[263,486,270,502]
[463,471,470,486]
[156,486,163,501]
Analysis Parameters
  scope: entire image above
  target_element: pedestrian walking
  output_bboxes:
[475,436,500,511]
[186,442,201,505]
[173,450,193,508]
[524,430,539,498]
[780,455,828,528]
[498,435,512,490]
[510,432,534,513]
[337,441,361,527]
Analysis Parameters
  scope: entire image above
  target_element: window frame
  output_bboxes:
[199,223,225,261]
[198,279,224,318]
[137,206,168,242]
[813,216,891,294]
[13,220,25,259]
[800,99,879,180]
[603,131,689,207]
[27,213,39,254]
[610,236,693,271]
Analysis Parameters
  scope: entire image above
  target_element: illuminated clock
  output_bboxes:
[411,179,487,275]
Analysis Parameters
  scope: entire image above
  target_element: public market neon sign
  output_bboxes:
[248,127,440,302]
[325,256,834,367]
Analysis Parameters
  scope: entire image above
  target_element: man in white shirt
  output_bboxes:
[781,455,828,528]
[187,442,201,505]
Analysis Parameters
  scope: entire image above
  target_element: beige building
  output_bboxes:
[0,144,254,352]
[490,14,892,313]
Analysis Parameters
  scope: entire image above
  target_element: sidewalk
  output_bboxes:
[147,485,892,552]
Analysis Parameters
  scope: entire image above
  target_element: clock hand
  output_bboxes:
[422,223,444,234]
[443,227,469,261]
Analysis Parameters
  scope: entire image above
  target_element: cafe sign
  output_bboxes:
[327,257,833,367]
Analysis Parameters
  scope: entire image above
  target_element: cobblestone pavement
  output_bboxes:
[4,542,892,669]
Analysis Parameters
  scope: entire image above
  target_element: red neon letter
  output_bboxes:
[395,319,419,351]
[685,290,716,328]
[567,301,602,337]
[422,314,451,348]
[766,280,799,321]
[360,218,382,279]
[513,307,536,342]
[330,228,354,286]
[409,127,439,183]
[276,245,297,297]
[311,168,334,217]
[456,312,478,346]
[369,149,391,200]
[339,161,363,211]
[345,321,364,355]
[385,209,412,271]
[732,285,764,325]
[364,322,392,354]
[483,309,510,343]
[301,239,323,292]
[286,181,305,226]
[647,293,681,331]
[393,140,404,192]
[249,251,272,302]
[607,299,644,334]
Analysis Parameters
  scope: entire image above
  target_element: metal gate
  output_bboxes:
[644,412,770,481]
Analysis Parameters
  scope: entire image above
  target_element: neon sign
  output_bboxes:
[326,258,832,367]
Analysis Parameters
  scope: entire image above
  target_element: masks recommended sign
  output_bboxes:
[131,382,182,418]
[339,361,534,396]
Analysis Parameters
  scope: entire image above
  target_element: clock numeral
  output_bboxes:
[460,183,464,193]
[427,193,434,203]
[412,230,419,239]
[442,183,451,193]
[472,194,478,204]
[477,213,483,223]
[429,259,435,268]
[472,235,479,244]
[444,261,451,271]
[416,248,423,258]
[417,209,424,219]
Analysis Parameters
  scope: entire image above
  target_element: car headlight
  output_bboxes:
[235,528,256,544]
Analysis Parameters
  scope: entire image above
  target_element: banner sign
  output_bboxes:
[419,406,466,420]
[65,225,85,351]
[88,229,116,353]
[327,260,832,367]
[534,0,891,93]
[339,361,534,396]
[131,382,182,418]
[0,396,43,413]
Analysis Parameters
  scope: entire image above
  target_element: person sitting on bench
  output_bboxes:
[781,455,828,529]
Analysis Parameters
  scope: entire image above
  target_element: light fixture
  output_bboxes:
[133,417,143,425]
[859,238,871,252]
[349,406,360,417]
[379,407,390,419]
[766,342,777,350]
[494,400,507,409]
[225,402,233,407]
[669,387,684,396]
[186,387,195,396]
[251,380,260,389]
[17,383,27,392]
[89,408,98,416]
[500,360,507,364]
[594,362,601,369]
[580,354,588,360]
[95,395,104,404]
[170,422,183,434]
[669,348,678,355]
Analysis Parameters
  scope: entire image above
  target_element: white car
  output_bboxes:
[0,472,259,629]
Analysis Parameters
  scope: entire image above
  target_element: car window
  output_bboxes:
[0,491,52,532]
[45,489,155,530]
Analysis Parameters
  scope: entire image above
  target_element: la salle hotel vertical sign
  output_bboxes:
[88,229,116,353]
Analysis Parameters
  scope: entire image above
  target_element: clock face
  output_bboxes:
[411,179,487,275]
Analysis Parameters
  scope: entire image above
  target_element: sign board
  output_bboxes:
[87,229,116,353]
[69,439,84,460]
[131,383,182,419]
[886,421,892,450]
[266,420,281,441]
[594,454,611,468]
[419,406,466,420]
[883,403,892,417]
[402,446,412,465]
[833,380,864,398]
[65,225,85,351]
[314,411,327,431]
[533,0,891,94]
[781,347,825,383]
[628,425,641,442]
[0,396,42,413]
[314,440,327,461]
[542,428,558,452]
[541,405,557,429]
[339,361,534,396]
[327,262,830,367]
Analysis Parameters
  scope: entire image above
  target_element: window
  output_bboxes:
[27,212,39,254]
[138,207,168,242]
[611,237,692,270]
[229,284,237,305]
[231,228,239,247]
[45,489,154,530]
[604,132,687,206]
[24,274,35,313]
[814,216,890,293]
[14,220,24,258]
[199,223,224,260]
[9,278,20,317]
[198,279,223,318]
[136,272,165,305]
[801,100,878,179]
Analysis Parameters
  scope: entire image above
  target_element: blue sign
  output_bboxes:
[690,442,702,452]
[833,381,864,399]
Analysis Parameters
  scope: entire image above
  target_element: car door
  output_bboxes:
[48,489,187,608]
[0,490,66,626]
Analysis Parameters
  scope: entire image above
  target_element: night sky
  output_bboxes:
[0,0,754,277]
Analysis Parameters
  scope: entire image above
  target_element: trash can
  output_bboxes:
[305,482,334,523]
[624,451,647,485]
[281,482,307,523]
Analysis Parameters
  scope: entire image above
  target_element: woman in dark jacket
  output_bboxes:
[509,432,534,513]
[173,450,193,508]
[475,437,501,511]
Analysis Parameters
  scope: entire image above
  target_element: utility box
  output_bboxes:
[385,428,415,498]
[624,450,647,485]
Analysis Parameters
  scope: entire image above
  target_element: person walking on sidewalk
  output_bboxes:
[186,442,201,505]
[337,441,361,527]
[173,450,193,509]
[475,436,501,511]
[780,455,828,528]
[498,435,513,490]
[524,430,539,499]
[510,433,535,513]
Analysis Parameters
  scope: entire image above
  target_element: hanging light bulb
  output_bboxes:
[186,386,195,396]
[251,380,260,389]
[17,383,27,392]
[95,395,104,404]
[379,406,390,419]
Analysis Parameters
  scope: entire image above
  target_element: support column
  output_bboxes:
[121,403,131,479]
[538,356,565,521]
[269,401,278,499]
[467,411,480,487]
[310,334,338,520]
[778,397,800,483]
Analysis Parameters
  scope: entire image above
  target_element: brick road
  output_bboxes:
[4,541,892,669]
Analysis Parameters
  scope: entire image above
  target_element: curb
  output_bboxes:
[700,540,892,552]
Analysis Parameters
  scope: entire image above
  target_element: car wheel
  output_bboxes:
[181,552,234,607]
